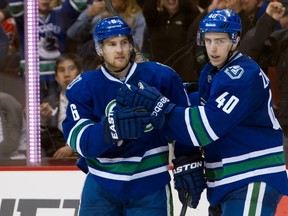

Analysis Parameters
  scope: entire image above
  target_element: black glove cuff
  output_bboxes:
[172,154,204,177]
[172,152,203,167]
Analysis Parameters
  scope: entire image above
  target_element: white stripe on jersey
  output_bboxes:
[198,106,219,141]
[185,108,200,147]
[88,165,168,181]
[243,182,265,216]
[207,165,285,188]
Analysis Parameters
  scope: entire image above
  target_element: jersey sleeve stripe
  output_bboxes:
[184,108,200,147]
[67,118,94,156]
[191,107,214,145]
[198,106,219,141]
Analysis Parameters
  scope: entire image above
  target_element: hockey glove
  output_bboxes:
[172,153,206,209]
[116,81,176,129]
[103,106,151,144]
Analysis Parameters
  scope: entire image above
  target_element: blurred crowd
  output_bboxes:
[1,0,288,162]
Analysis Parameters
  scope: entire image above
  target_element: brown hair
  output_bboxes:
[118,0,142,27]
[55,53,82,74]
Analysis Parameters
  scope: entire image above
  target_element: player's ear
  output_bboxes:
[236,36,241,44]
[95,44,103,56]
[232,36,241,50]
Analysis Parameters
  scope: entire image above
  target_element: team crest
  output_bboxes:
[224,65,244,79]
[105,100,153,132]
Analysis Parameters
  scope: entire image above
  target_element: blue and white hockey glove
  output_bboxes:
[172,153,207,209]
[116,81,176,129]
[103,106,151,144]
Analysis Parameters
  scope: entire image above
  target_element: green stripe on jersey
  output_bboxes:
[69,120,94,150]
[248,182,261,216]
[190,107,211,146]
[206,152,285,181]
[9,2,24,16]
[20,60,56,74]
[87,152,169,175]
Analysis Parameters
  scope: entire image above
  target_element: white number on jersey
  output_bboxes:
[259,70,280,129]
[215,92,239,114]
[70,104,80,121]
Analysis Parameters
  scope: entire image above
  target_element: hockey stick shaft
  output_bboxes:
[179,192,189,216]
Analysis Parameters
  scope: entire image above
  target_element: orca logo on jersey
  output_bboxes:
[107,111,119,140]
[224,65,244,79]
[152,97,170,116]
[173,161,203,174]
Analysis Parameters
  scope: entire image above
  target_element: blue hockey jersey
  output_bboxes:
[165,53,288,205]
[9,0,86,81]
[62,61,193,199]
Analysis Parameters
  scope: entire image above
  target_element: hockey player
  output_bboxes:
[62,16,206,215]
[114,8,288,215]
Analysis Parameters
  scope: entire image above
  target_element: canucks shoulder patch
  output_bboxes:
[224,65,244,79]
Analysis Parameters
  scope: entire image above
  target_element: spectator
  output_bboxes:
[239,1,285,73]
[49,0,62,8]
[241,0,287,28]
[0,0,11,22]
[67,0,146,54]
[270,28,288,164]
[8,0,88,100]
[115,8,288,215]
[0,92,26,160]
[62,16,205,215]
[0,11,24,105]
[1,17,21,76]
[241,0,267,24]
[0,23,9,68]
[40,53,82,158]
[0,0,10,68]
[143,0,201,82]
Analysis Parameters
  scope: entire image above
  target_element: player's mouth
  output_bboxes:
[115,56,126,62]
[210,55,219,59]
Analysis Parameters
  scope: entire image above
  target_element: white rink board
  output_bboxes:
[0,170,209,216]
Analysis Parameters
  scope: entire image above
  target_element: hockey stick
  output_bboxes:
[180,192,190,216]
[104,0,148,62]
[163,41,199,70]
